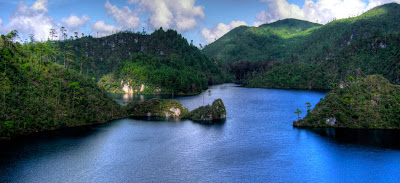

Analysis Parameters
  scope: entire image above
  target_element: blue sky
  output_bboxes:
[0,0,397,46]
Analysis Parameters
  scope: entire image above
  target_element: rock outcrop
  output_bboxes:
[126,98,227,124]
[188,99,227,123]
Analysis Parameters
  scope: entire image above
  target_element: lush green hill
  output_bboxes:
[294,75,400,128]
[56,28,227,95]
[0,35,125,138]
[202,19,321,62]
[260,18,321,35]
[205,3,400,89]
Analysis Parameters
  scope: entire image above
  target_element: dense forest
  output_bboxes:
[294,75,400,128]
[0,33,125,138]
[0,27,230,138]
[55,28,228,95]
[204,3,400,89]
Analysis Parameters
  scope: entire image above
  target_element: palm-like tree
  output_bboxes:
[60,27,67,41]
[49,28,57,41]
[305,102,312,111]
[295,109,302,120]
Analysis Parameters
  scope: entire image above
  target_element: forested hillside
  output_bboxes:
[204,3,400,89]
[294,75,400,129]
[0,34,125,138]
[203,19,321,62]
[57,28,227,95]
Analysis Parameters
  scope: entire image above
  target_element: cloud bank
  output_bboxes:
[254,0,400,26]
[0,0,206,41]
[0,0,58,41]
[61,15,90,31]
[136,0,205,32]
[90,21,119,36]
[105,0,140,30]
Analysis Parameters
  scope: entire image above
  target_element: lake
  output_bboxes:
[1,83,400,182]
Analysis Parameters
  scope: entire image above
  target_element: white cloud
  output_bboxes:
[105,0,140,30]
[367,0,400,9]
[90,21,119,36]
[32,0,48,11]
[254,0,370,26]
[201,20,247,44]
[137,0,205,32]
[0,0,58,41]
[61,15,90,31]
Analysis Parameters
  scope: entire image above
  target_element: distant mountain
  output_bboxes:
[202,19,321,62]
[57,28,228,95]
[294,75,400,129]
[204,3,400,89]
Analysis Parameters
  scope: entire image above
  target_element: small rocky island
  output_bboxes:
[126,98,190,118]
[126,98,227,123]
[294,75,400,129]
[187,99,227,123]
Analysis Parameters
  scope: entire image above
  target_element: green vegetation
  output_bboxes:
[295,109,302,121]
[204,3,400,89]
[0,26,230,138]
[126,98,227,123]
[294,75,400,129]
[0,33,125,138]
[188,99,226,123]
[126,98,189,117]
[203,19,321,62]
[56,28,228,94]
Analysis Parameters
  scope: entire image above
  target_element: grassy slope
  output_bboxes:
[0,39,125,138]
[294,75,400,128]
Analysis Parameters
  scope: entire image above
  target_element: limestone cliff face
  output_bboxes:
[122,82,133,94]
[119,80,162,94]
[294,75,400,129]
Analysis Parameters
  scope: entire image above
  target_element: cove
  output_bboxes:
[1,84,400,182]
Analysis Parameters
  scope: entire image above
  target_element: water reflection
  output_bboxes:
[129,116,183,122]
[309,128,400,149]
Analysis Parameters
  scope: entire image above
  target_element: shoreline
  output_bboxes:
[0,116,129,142]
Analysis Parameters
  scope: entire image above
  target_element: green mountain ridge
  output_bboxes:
[204,3,400,89]
[203,19,321,62]
[259,18,322,35]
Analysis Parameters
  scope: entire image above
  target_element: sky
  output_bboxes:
[0,0,399,46]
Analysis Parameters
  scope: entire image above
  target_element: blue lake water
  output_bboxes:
[1,83,400,182]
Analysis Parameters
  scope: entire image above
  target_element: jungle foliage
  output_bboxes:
[294,75,400,128]
[0,34,125,138]
[56,28,228,94]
